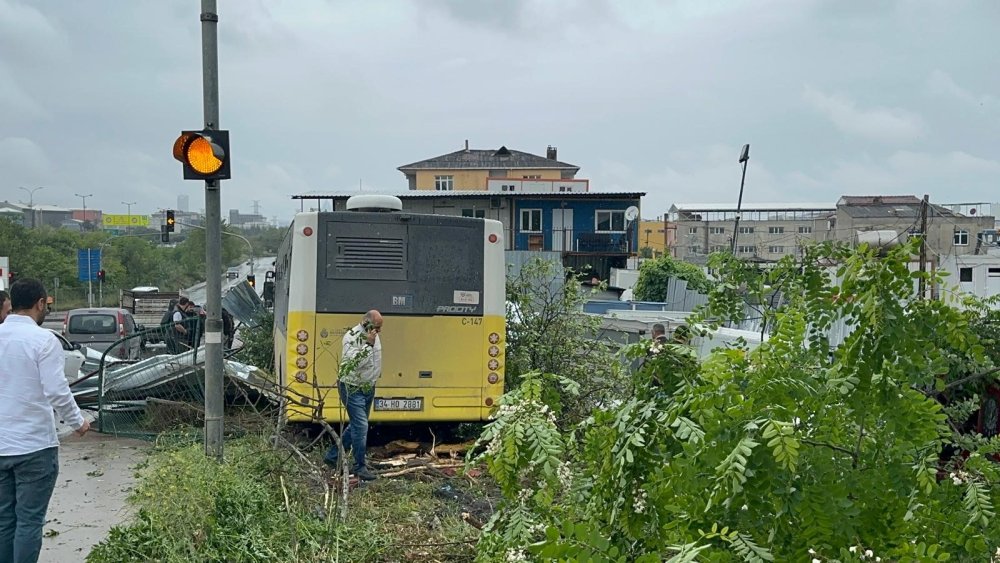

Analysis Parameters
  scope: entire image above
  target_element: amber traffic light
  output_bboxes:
[166,210,176,232]
[172,130,231,180]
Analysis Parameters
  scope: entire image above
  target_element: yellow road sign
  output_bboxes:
[102,214,149,227]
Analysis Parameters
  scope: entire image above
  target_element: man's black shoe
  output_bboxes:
[354,467,378,481]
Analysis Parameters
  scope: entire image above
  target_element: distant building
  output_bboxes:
[178,194,190,213]
[228,209,269,229]
[836,196,994,258]
[667,196,996,263]
[397,142,581,191]
[638,218,668,256]
[667,202,836,262]
[0,205,24,226]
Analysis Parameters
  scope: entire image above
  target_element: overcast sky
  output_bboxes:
[1,0,998,221]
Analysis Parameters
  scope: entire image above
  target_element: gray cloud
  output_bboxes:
[0,0,998,221]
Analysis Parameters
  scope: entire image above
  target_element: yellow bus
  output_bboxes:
[272,195,506,423]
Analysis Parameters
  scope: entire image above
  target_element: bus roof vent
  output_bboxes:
[346,194,403,212]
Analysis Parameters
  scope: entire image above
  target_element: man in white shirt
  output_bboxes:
[0,279,89,563]
[323,310,383,481]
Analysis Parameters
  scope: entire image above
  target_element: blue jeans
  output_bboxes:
[0,447,59,563]
[324,382,375,471]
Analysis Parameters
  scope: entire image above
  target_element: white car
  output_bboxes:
[48,329,87,382]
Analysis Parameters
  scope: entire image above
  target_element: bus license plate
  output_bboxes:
[374,398,423,411]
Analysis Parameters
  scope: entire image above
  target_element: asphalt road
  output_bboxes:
[40,422,148,562]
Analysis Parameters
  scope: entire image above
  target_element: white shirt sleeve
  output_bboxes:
[38,333,85,429]
[173,311,183,323]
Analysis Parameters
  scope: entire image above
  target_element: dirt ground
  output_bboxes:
[38,430,148,563]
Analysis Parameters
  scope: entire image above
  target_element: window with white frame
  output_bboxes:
[798,226,813,234]
[595,210,626,232]
[738,226,754,234]
[434,175,454,191]
[709,226,725,234]
[769,226,784,234]
[736,245,756,254]
[768,245,784,254]
[954,229,969,246]
[689,245,702,254]
[520,209,542,232]
[688,227,698,234]
[522,174,541,179]
[462,209,486,218]
[710,245,727,253]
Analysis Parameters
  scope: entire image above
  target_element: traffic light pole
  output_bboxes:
[200,0,224,460]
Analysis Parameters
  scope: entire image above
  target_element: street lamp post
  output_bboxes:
[122,201,137,234]
[19,186,44,228]
[179,221,254,277]
[75,193,93,231]
[730,144,751,255]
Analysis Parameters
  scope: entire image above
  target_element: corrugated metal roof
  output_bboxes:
[670,202,836,212]
[293,190,645,199]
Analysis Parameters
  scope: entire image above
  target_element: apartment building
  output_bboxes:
[667,202,836,261]
[667,196,996,263]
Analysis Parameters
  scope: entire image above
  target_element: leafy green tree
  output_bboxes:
[174,223,244,282]
[633,254,712,301]
[505,258,627,425]
[474,241,1000,561]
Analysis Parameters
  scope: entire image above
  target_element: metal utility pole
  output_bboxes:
[122,201,137,234]
[200,0,225,460]
[730,144,751,254]
[918,194,929,300]
[75,193,93,231]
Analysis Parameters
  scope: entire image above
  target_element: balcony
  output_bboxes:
[509,229,631,254]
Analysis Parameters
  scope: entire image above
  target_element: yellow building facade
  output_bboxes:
[639,219,667,256]
[398,144,580,191]
[410,168,563,191]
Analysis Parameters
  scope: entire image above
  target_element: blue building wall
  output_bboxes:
[512,198,640,253]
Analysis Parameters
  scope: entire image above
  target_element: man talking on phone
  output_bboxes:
[324,310,382,481]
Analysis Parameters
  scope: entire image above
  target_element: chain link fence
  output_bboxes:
[72,286,279,440]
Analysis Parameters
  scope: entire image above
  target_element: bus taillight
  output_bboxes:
[296,343,308,355]
[485,397,494,406]
[488,234,498,243]
[488,345,500,357]
[488,373,499,384]
[295,357,308,369]
[303,227,313,236]
[488,359,499,371]
[488,332,500,344]
[295,371,308,383]
[296,330,309,342]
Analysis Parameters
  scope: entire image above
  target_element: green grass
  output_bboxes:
[87,434,488,562]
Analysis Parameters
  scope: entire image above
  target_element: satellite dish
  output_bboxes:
[625,206,639,222]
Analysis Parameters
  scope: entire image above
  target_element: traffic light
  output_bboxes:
[97,269,106,283]
[172,130,231,181]
[246,274,256,288]
[166,210,176,232]
[161,224,170,243]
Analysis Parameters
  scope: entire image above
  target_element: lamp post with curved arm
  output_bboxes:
[75,193,93,231]
[19,186,44,228]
